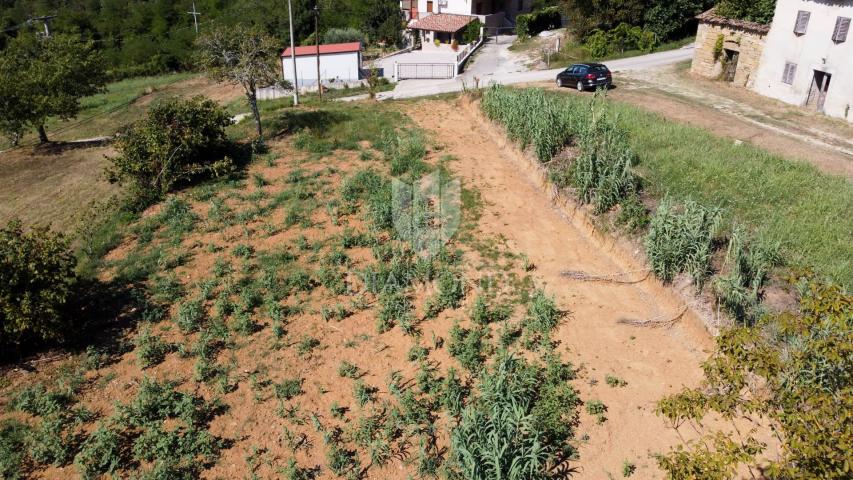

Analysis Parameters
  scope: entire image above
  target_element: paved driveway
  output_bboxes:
[381,45,696,99]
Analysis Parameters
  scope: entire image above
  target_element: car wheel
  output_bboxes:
[556,78,563,87]
[576,81,584,92]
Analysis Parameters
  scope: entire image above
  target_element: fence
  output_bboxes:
[397,63,455,80]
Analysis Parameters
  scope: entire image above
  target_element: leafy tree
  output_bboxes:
[0,33,106,143]
[716,0,777,25]
[656,276,853,479]
[105,96,233,206]
[643,0,709,40]
[0,219,77,351]
[196,25,283,138]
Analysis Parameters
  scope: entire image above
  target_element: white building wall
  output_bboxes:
[281,51,361,87]
[415,0,474,16]
[752,0,853,122]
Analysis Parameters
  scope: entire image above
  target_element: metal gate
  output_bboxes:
[397,63,455,80]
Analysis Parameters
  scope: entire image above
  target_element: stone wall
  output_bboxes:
[691,21,767,87]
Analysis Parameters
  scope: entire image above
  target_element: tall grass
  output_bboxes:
[481,86,853,287]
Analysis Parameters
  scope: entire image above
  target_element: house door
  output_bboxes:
[806,71,832,112]
[426,0,433,12]
[722,49,739,82]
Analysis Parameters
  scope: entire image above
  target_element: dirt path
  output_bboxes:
[404,98,769,478]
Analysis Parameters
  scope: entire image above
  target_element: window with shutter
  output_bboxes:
[833,17,851,43]
[782,62,797,85]
[794,10,811,35]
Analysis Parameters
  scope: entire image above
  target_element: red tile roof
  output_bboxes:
[282,42,361,57]
[409,13,476,33]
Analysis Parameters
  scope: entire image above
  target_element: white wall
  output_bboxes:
[281,51,361,87]
[417,0,472,16]
[752,0,853,122]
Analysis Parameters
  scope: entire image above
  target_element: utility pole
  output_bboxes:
[314,2,322,97]
[187,2,201,35]
[288,0,299,106]
[29,15,55,37]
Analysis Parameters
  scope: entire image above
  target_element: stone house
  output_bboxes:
[691,9,770,87]
[752,0,853,121]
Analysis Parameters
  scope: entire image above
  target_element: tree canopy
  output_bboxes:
[0,32,106,144]
[0,0,403,79]
[560,0,716,40]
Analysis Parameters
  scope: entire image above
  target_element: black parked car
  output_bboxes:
[556,63,612,91]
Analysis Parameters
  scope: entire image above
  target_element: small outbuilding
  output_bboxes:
[281,42,362,88]
[691,8,770,87]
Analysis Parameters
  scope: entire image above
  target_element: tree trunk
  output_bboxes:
[37,124,49,144]
[249,91,262,138]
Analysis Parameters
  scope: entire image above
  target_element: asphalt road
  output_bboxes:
[380,44,695,100]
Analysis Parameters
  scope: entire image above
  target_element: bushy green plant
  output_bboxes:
[0,219,76,350]
[337,361,361,379]
[324,27,365,44]
[175,299,206,333]
[463,19,483,44]
[656,278,852,479]
[516,7,561,38]
[0,420,29,479]
[105,96,233,206]
[570,96,637,213]
[275,378,303,400]
[713,227,781,325]
[470,296,511,325]
[74,423,127,479]
[449,354,579,479]
[481,86,580,163]
[135,323,172,369]
[645,197,721,288]
[448,322,488,372]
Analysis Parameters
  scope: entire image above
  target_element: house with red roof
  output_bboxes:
[281,42,362,89]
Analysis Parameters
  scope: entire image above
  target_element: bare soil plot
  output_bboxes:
[402,97,777,478]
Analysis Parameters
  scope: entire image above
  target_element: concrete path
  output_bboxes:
[382,44,695,100]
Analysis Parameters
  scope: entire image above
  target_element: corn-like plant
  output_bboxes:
[713,226,781,325]
[645,197,722,289]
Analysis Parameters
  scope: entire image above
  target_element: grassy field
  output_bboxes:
[509,89,852,287]
[613,99,852,287]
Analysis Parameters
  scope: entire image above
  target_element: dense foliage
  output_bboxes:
[106,96,233,206]
[0,32,106,144]
[0,0,402,78]
[516,6,562,38]
[657,276,852,479]
[584,23,658,57]
[0,220,77,351]
[561,0,715,40]
[450,354,579,480]
[644,197,721,288]
[716,0,777,24]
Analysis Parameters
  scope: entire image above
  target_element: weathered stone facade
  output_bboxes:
[691,9,770,87]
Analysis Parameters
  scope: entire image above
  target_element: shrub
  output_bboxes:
[28,414,76,466]
[337,361,361,379]
[583,24,659,58]
[656,277,852,479]
[324,27,365,44]
[175,299,206,333]
[105,96,233,206]
[645,197,721,288]
[0,420,29,479]
[470,296,511,325]
[516,7,562,38]
[74,423,127,479]
[135,324,172,369]
[463,19,483,44]
[448,322,487,372]
[0,219,77,350]
[275,378,303,400]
